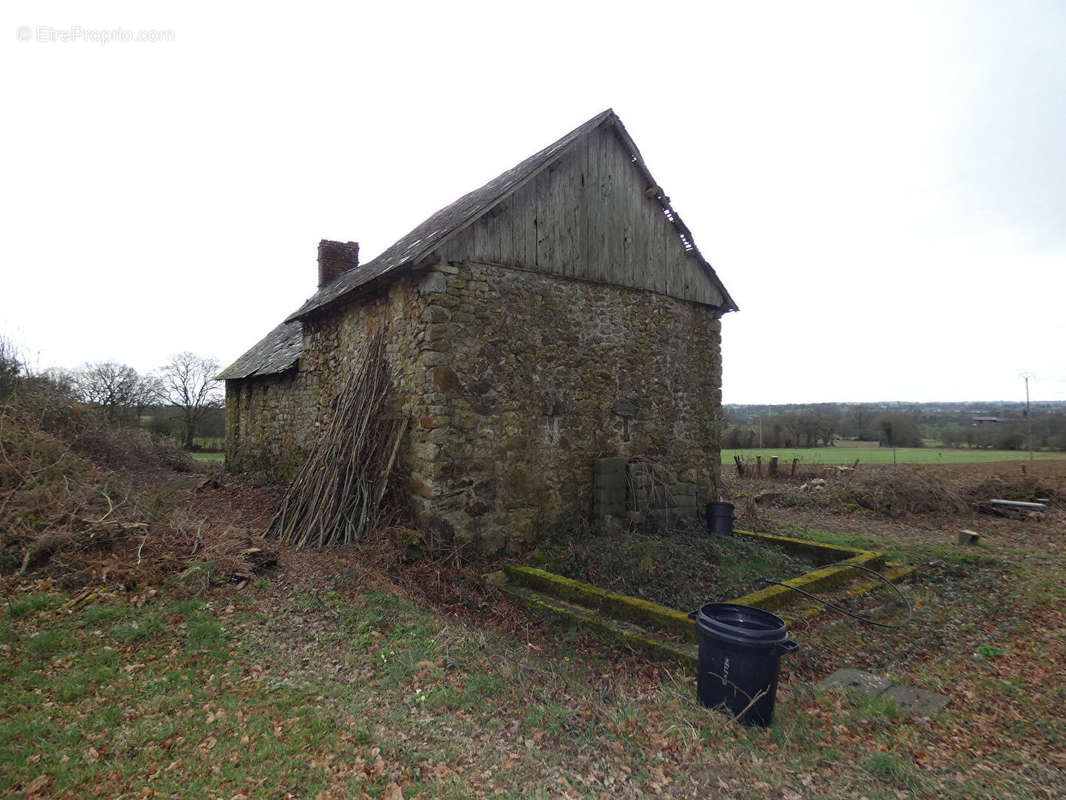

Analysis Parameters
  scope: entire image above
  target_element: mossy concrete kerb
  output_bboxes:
[728,530,886,613]
[499,529,906,671]
[503,564,699,641]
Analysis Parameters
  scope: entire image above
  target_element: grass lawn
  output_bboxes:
[4,514,1064,800]
[190,452,224,463]
[722,441,1066,465]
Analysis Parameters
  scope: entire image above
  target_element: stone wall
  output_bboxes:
[410,260,723,552]
[225,270,444,493]
[225,371,309,479]
[227,259,724,553]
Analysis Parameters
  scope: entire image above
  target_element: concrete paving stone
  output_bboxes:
[880,684,951,717]
[815,668,894,698]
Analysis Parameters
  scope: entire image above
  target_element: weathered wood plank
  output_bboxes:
[456,123,724,307]
[510,181,537,268]
[551,148,577,276]
[615,132,648,290]
[534,167,554,270]
[647,184,667,296]
[599,128,624,282]
[563,143,586,277]
[474,195,509,264]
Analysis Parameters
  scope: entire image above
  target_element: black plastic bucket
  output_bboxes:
[691,603,798,726]
[705,502,735,535]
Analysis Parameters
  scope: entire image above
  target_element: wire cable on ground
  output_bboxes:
[758,561,913,629]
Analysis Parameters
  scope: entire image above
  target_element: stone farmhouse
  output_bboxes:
[219,110,737,551]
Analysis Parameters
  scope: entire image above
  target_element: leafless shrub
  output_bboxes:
[752,466,969,517]
[0,381,270,588]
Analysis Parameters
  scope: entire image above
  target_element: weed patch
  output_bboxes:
[533,522,818,609]
[6,591,59,618]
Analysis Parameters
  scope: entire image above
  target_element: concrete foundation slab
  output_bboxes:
[816,668,894,698]
[880,684,951,717]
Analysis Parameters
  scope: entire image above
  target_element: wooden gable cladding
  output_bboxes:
[441,125,725,308]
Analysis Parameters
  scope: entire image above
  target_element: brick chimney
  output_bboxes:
[317,240,359,288]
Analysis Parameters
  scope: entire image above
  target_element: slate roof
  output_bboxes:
[223,109,736,380]
[216,320,302,380]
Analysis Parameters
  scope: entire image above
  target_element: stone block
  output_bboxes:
[424,323,453,343]
[958,530,980,545]
[593,486,626,506]
[422,304,451,323]
[418,272,447,295]
[409,475,436,499]
[419,351,449,367]
[432,367,462,394]
[880,684,951,717]
[594,457,628,485]
[815,668,893,698]
[453,411,478,431]
[594,473,627,490]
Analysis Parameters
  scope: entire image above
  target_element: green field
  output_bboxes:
[722,441,1066,465]
[190,452,224,463]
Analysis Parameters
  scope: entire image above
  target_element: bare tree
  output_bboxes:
[159,353,223,448]
[0,336,23,400]
[72,362,160,423]
[844,405,875,440]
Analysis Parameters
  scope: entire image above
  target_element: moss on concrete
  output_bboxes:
[501,530,912,667]
[500,583,698,671]
[504,565,698,641]
[730,550,886,612]
[733,529,868,563]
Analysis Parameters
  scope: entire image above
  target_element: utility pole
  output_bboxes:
[1026,376,1033,462]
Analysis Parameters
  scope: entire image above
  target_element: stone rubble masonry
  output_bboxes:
[226,259,724,552]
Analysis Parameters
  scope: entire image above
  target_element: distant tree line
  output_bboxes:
[723,402,1066,452]
[1,337,224,450]
[940,419,1066,451]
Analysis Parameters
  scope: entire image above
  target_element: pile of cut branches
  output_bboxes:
[267,330,407,549]
[1,387,274,588]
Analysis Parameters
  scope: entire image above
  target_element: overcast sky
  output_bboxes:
[3,1,1064,405]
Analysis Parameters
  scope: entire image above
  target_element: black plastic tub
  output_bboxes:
[705,502,735,535]
[691,603,798,726]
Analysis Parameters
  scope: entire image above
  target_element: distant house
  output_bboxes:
[219,110,737,551]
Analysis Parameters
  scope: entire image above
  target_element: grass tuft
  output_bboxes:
[7,592,59,619]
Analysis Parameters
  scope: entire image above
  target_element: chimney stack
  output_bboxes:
[317,240,359,288]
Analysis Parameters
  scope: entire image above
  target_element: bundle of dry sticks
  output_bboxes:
[267,330,407,549]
